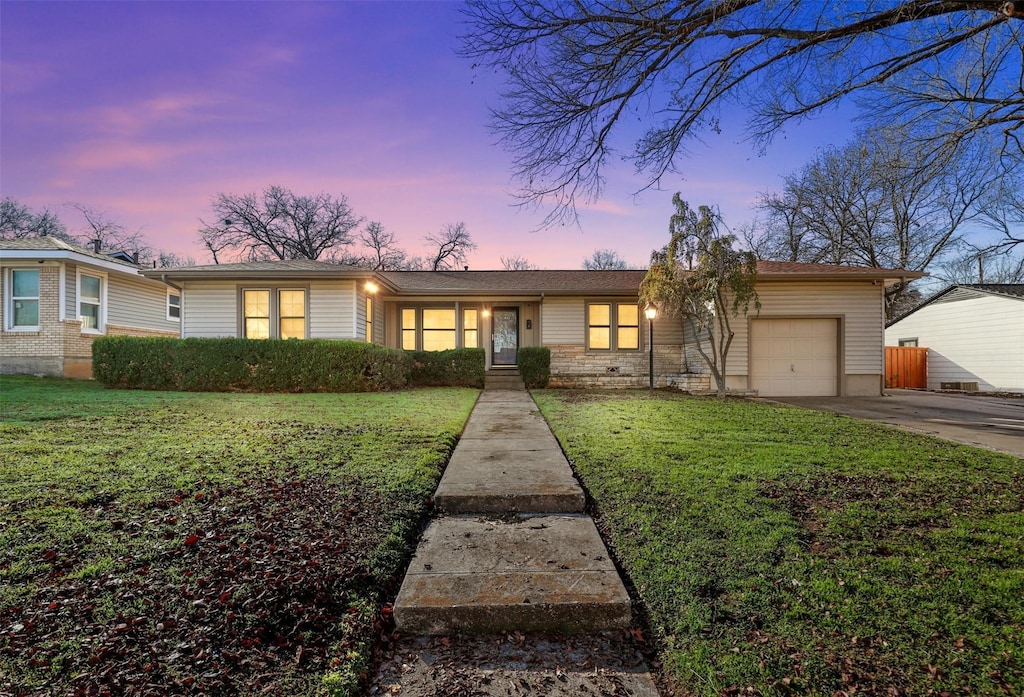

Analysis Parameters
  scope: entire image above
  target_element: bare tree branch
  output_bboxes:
[424,222,477,270]
[0,198,70,241]
[500,254,538,270]
[582,248,629,270]
[198,186,362,263]
[462,1,1022,227]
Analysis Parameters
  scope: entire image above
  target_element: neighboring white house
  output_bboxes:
[0,237,181,378]
[885,284,1024,393]
[146,259,920,397]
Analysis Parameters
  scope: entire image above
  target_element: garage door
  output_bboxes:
[750,319,838,396]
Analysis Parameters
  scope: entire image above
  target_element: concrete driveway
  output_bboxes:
[766,389,1024,458]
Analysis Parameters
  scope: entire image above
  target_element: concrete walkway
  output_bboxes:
[390,386,659,695]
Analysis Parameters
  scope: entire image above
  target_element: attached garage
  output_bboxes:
[749,318,839,396]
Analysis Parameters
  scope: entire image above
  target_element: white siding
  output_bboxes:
[107,273,179,332]
[309,280,356,339]
[182,281,237,338]
[541,297,584,344]
[729,280,884,379]
[885,294,1024,392]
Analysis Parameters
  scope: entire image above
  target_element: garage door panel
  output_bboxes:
[751,318,837,397]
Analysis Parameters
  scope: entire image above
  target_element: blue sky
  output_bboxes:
[1,0,859,268]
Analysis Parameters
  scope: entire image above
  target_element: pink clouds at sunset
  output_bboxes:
[1,1,854,268]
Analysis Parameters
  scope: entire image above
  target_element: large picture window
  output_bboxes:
[9,269,40,329]
[588,302,640,351]
[78,272,104,332]
[243,288,305,339]
[422,308,457,351]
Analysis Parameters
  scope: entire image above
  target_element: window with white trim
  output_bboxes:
[167,290,181,321]
[78,271,104,333]
[587,302,640,351]
[898,338,918,347]
[8,269,40,330]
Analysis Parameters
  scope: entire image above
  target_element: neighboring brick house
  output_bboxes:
[147,260,921,396]
[1,237,181,378]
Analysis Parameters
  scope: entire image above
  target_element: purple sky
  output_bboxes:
[1,1,857,269]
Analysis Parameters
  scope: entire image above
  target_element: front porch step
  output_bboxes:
[485,370,525,390]
[394,515,632,635]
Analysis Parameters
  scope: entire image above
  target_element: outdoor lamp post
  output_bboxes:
[644,304,658,393]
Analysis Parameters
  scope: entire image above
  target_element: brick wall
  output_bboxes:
[1,265,176,378]
[547,344,711,391]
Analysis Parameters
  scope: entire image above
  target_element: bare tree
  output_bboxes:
[935,248,1024,284]
[640,196,759,397]
[500,254,536,270]
[978,168,1024,251]
[67,203,153,261]
[753,127,994,317]
[0,198,70,240]
[462,1,1023,224]
[198,186,362,263]
[424,222,477,271]
[359,221,419,270]
[156,251,196,268]
[582,249,628,270]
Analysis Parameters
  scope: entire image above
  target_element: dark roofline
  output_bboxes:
[886,283,1024,326]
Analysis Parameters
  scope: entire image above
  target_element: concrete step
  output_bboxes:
[394,515,632,635]
[485,373,525,390]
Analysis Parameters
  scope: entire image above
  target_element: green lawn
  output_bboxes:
[0,376,478,696]
[534,390,1024,696]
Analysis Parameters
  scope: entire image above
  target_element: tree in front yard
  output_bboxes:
[641,195,758,397]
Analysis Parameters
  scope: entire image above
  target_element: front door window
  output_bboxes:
[492,307,519,366]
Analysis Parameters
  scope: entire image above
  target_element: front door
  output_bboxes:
[491,307,519,366]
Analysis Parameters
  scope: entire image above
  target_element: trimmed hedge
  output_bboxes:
[406,348,485,388]
[93,337,411,392]
[517,346,551,389]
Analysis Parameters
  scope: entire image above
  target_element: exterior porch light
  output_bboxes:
[644,304,658,393]
[481,307,491,318]
[365,281,379,294]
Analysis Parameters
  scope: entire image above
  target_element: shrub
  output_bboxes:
[93,337,411,392]
[517,346,551,388]
[406,348,485,388]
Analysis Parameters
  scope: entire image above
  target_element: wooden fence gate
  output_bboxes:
[885,346,928,389]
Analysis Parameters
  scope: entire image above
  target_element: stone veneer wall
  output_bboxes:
[0,265,177,378]
[546,344,711,391]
